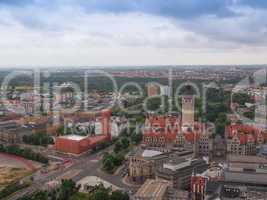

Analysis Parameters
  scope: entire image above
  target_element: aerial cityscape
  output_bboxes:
[0,1,267,200]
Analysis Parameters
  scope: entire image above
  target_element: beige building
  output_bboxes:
[128,149,169,184]
[134,179,170,200]
[147,83,160,97]
[0,121,21,144]
[181,96,195,128]
[175,132,213,158]
[0,130,20,144]
[225,124,267,156]
[227,134,257,156]
[134,179,189,200]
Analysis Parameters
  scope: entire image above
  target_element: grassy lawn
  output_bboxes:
[70,192,88,200]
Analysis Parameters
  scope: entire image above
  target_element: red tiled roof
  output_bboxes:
[226,124,266,138]
[227,124,267,145]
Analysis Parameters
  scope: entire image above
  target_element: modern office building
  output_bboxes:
[224,155,267,185]
[156,158,208,190]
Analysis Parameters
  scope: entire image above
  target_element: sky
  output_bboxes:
[0,0,267,67]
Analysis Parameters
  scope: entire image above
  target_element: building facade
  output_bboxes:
[182,95,195,128]
[226,124,267,156]
[128,149,169,184]
[147,83,160,97]
[54,109,112,154]
[191,175,207,200]
[156,158,208,190]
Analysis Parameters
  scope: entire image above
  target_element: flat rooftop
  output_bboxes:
[59,135,88,141]
[228,155,267,164]
[142,150,163,158]
[224,171,267,185]
[134,179,169,200]
[77,176,119,191]
[163,158,191,171]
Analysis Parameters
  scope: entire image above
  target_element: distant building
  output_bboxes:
[147,83,160,97]
[0,121,21,144]
[160,85,171,96]
[0,130,20,144]
[54,82,75,104]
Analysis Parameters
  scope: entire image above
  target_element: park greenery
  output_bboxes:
[0,144,49,164]
[101,136,130,173]
[88,184,129,200]
[0,182,30,199]
[101,152,125,173]
[18,180,129,200]
[101,125,143,173]
[19,179,80,200]
[23,132,54,147]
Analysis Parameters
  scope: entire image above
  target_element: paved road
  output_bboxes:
[6,148,131,200]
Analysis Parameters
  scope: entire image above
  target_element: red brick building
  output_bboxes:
[191,175,207,200]
[54,109,112,154]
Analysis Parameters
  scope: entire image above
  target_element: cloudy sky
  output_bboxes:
[0,0,267,67]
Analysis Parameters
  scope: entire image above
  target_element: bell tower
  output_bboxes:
[182,95,195,128]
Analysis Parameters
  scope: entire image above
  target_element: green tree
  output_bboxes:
[215,113,230,137]
[33,191,48,200]
[120,138,130,149]
[110,191,129,200]
[58,179,79,200]
[113,153,125,166]
[102,154,115,172]
[131,132,143,145]
[114,142,122,153]
[89,184,110,200]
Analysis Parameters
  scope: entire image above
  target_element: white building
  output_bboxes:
[77,176,119,193]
